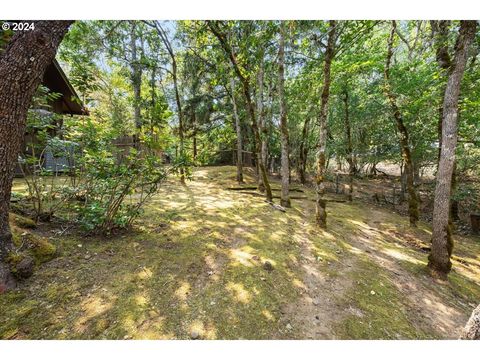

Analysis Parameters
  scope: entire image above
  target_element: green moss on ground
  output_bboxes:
[10,225,57,265]
[9,213,37,229]
[2,166,480,339]
[334,258,433,339]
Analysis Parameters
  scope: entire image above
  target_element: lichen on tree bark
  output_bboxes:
[428,20,477,277]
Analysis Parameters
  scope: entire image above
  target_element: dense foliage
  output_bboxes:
[6,20,480,232]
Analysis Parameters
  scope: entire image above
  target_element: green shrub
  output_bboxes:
[75,148,167,235]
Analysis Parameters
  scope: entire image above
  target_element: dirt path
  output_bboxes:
[281,201,358,339]
[356,210,471,338]
[282,198,473,339]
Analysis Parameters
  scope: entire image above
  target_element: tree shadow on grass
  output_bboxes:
[2,166,479,340]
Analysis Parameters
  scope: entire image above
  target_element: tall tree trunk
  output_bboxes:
[343,88,354,201]
[256,56,267,192]
[192,112,198,161]
[148,66,157,154]
[130,21,142,148]
[230,78,244,183]
[172,58,185,183]
[0,20,73,291]
[298,116,311,184]
[192,132,197,160]
[428,21,477,277]
[430,20,452,164]
[384,20,419,227]
[264,82,275,172]
[451,162,460,221]
[278,23,291,208]
[431,20,459,231]
[399,161,406,203]
[315,20,336,228]
[151,21,185,183]
[208,21,273,202]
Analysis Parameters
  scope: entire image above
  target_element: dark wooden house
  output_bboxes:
[16,59,87,176]
[42,59,87,116]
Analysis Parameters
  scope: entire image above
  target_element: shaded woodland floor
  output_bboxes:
[1,166,480,339]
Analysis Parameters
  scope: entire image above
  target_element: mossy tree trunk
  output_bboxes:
[278,23,291,208]
[315,20,336,228]
[0,20,73,291]
[384,20,419,227]
[208,21,273,202]
[298,116,311,185]
[256,56,268,192]
[342,88,354,202]
[431,20,460,235]
[192,113,198,161]
[129,21,143,148]
[150,21,185,183]
[230,78,244,184]
[428,20,477,277]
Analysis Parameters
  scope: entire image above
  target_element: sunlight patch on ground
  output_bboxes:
[292,278,307,290]
[381,248,424,265]
[193,194,236,210]
[318,229,336,241]
[452,260,480,282]
[137,266,153,280]
[312,248,339,263]
[74,296,113,334]
[122,314,138,334]
[188,319,217,340]
[135,294,149,307]
[419,294,462,333]
[229,248,256,267]
[134,310,171,339]
[347,219,367,228]
[175,281,191,309]
[262,309,275,321]
[134,326,170,340]
[226,282,252,304]
[268,230,289,242]
[347,246,364,255]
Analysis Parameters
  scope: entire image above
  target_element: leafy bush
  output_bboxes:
[18,87,76,222]
[169,151,193,180]
[19,140,79,222]
[17,85,170,234]
[75,148,166,234]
